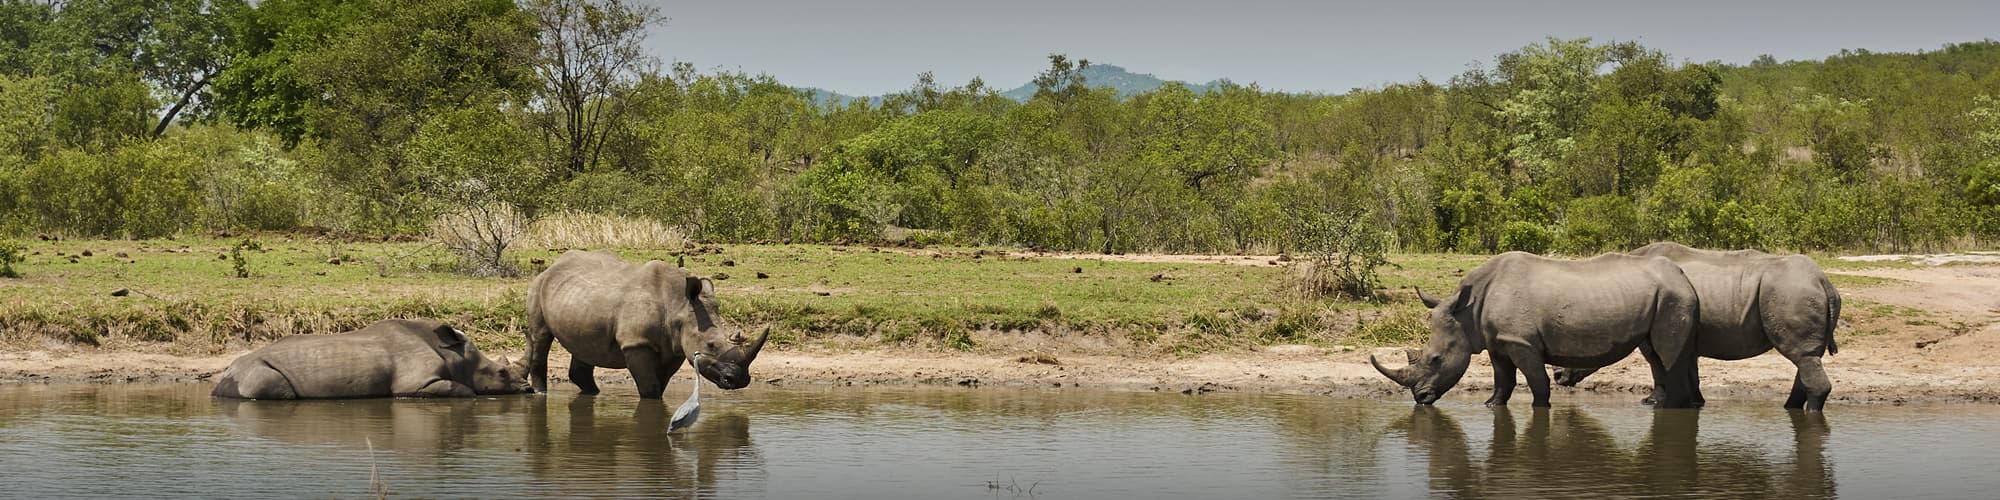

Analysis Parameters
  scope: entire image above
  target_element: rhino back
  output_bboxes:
[530,251,689,368]
[242,332,400,398]
[1656,250,1822,359]
[1474,253,1694,365]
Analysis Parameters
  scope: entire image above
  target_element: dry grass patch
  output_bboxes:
[518,211,688,250]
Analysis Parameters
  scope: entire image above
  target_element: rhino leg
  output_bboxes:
[569,359,599,395]
[1648,343,1701,409]
[1517,357,1553,408]
[525,319,555,394]
[1485,355,1517,406]
[404,379,476,398]
[621,345,668,399]
[1783,357,1832,411]
[214,359,297,400]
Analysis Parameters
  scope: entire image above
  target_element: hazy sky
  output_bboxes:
[641,0,2000,96]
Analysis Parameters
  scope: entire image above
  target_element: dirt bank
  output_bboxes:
[6,262,2000,405]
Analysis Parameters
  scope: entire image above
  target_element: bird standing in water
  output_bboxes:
[669,353,703,432]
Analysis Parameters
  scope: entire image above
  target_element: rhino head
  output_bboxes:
[1372,287,1481,405]
[678,276,770,390]
[470,354,534,395]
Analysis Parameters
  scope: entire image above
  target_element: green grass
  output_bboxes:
[1826,273,1900,288]
[1810,254,1919,272]
[0,239,1891,354]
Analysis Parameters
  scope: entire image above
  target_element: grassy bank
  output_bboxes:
[0,237,1508,355]
[8,237,1907,356]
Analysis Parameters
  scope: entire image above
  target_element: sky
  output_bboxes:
[641,0,2000,97]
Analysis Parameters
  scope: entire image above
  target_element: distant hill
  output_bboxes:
[797,63,1230,107]
[998,63,1229,100]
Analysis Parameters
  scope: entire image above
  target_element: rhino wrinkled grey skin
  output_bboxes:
[525,250,769,399]
[1553,242,1843,410]
[1372,252,1703,408]
[211,319,532,399]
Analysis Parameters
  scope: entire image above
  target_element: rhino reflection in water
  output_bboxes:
[215,396,532,455]
[211,319,531,399]
[526,250,769,399]
[524,394,761,495]
[1394,407,1834,499]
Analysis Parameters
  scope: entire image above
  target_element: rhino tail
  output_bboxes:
[1822,276,1841,356]
[1649,288,1699,373]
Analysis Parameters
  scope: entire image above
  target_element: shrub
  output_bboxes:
[1498,221,1556,254]
[430,203,528,277]
[0,240,24,278]
[1286,207,1392,301]
[1558,195,1640,254]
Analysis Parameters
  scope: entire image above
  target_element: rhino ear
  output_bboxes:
[430,323,466,349]
[685,276,705,305]
[1447,285,1474,313]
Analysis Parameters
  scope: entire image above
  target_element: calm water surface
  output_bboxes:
[1,383,1997,499]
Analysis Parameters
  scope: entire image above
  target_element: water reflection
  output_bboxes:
[216,396,531,454]
[6,384,1980,499]
[1393,406,1835,499]
[523,394,763,498]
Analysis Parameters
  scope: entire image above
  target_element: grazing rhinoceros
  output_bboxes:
[1552,242,1843,410]
[1372,252,1702,408]
[525,250,768,399]
[212,319,531,399]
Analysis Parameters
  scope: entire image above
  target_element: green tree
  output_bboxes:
[217,0,538,231]
[523,0,660,179]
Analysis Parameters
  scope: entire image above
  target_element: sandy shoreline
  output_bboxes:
[5,343,1998,405]
[5,262,1998,406]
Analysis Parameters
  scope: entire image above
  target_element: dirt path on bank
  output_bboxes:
[6,262,2000,405]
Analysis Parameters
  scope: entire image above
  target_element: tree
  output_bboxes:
[216,0,539,231]
[1495,38,1610,184]
[1136,82,1276,193]
[1031,53,1091,103]
[141,0,245,136]
[523,0,661,179]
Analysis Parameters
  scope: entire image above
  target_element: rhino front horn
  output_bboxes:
[737,326,770,364]
[1372,348,1422,388]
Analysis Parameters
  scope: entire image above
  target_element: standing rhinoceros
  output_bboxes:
[1552,242,1843,410]
[525,250,769,399]
[1372,252,1702,408]
[212,318,531,399]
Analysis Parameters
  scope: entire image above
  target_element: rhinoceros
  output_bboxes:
[525,250,768,399]
[211,318,531,399]
[1552,242,1843,410]
[1372,252,1702,408]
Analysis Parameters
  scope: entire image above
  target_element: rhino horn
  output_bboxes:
[1372,348,1423,388]
[735,326,770,364]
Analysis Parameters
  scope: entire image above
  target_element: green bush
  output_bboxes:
[11,142,202,238]
[0,240,24,278]
[1286,207,1392,301]
[1498,221,1556,254]
[1558,195,1640,254]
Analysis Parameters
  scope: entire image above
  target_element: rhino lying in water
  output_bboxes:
[1553,242,1843,410]
[1373,252,1703,408]
[525,250,768,399]
[212,319,531,399]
